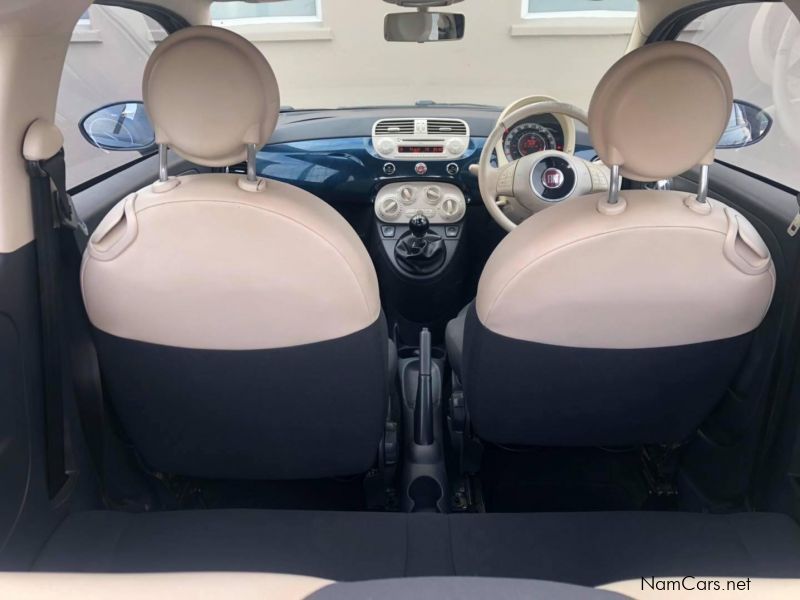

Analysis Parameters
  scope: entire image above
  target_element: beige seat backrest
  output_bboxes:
[81,26,380,351]
[78,26,386,481]
[476,41,774,350]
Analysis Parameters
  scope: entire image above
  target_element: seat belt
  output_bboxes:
[26,142,107,500]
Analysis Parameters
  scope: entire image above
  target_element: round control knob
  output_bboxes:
[425,186,442,205]
[440,196,464,221]
[446,138,465,155]
[377,139,396,155]
[399,186,416,205]
[378,196,401,220]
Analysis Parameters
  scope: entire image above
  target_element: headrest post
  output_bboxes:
[696,164,709,204]
[246,143,257,183]
[608,164,621,205]
[158,144,169,182]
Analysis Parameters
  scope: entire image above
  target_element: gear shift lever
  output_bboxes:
[394,213,446,276]
[409,214,429,239]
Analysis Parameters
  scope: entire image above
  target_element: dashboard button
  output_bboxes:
[383,162,396,176]
[415,162,428,175]
[381,225,396,238]
[400,186,416,204]
[446,162,459,175]
[445,225,460,238]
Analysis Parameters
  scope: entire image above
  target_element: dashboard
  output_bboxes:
[502,115,565,161]
[253,105,593,235]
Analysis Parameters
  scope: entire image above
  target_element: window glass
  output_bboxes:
[57,6,165,189]
[211,0,320,24]
[678,3,800,189]
[524,0,637,17]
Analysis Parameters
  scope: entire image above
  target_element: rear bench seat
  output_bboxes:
[29,510,800,585]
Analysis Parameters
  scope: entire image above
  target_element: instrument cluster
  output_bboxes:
[502,115,565,161]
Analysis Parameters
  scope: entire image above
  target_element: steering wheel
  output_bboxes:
[773,17,800,148]
[478,101,606,232]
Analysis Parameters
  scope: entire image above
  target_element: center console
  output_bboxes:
[374,181,467,277]
[369,119,474,343]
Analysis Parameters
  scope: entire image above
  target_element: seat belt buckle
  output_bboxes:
[57,191,88,236]
[787,193,800,237]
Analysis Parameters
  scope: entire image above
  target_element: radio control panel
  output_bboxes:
[372,118,470,161]
[375,181,466,224]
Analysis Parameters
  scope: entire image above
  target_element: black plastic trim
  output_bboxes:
[95,1,189,32]
[646,0,780,44]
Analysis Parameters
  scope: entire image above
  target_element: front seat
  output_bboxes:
[81,26,388,480]
[446,41,776,446]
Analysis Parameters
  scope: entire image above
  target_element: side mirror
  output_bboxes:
[384,11,465,42]
[80,101,156,154]
[717,100,773,149]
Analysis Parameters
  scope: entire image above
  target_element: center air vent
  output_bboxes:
[372,117,470,161]
[374,119,416,135]
[427,119,468,135]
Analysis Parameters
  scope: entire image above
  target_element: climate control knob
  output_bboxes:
[425,186,442,205]
[378,196,401,220]
[440,196,464,221]
[399,186,416,205]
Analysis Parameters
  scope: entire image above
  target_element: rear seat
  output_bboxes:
[30,510,800,585]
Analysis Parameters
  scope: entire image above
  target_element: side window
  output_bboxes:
[678,3,800,190]
[522,0,637,18]
[210,0,321,25]
[56,6,165,189]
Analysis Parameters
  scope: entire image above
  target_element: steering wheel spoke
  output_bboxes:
[496,161,518,198]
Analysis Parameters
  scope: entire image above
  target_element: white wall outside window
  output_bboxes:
[210,0,322,26]
[77,9,91,27]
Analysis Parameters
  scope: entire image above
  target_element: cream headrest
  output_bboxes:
[143,26,280,167]
[589,41,733,182]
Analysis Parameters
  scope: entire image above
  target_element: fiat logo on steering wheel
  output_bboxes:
[542,167,564,190]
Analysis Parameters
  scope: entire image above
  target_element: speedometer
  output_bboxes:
[503,122,557,161]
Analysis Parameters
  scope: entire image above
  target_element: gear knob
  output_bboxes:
[409,214,429,238]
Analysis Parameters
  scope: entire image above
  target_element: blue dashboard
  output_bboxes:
[256,137,487,207]
[257,136,595,207]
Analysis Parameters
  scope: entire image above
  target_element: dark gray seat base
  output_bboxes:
[310,577,627,599]
[33,510,800,586]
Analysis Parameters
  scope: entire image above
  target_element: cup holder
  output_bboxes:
[398,346,419,360]
[398,346,446,361]
[408,476,443,513]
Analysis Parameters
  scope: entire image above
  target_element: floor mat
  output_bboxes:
[479,445,652,512]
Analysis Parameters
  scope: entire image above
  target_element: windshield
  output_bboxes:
[58,1,637,187]
[208,0,636,111]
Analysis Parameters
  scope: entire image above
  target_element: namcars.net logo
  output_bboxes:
[641,577,752,592]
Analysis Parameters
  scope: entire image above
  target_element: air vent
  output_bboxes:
[374,119,415,135]
[426,119,468,135]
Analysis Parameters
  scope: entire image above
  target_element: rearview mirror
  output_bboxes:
[384,11,465,42]
[717,100,772,149]
[80,101,156,153]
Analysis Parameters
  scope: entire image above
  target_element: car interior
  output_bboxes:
[3,0,800,598]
